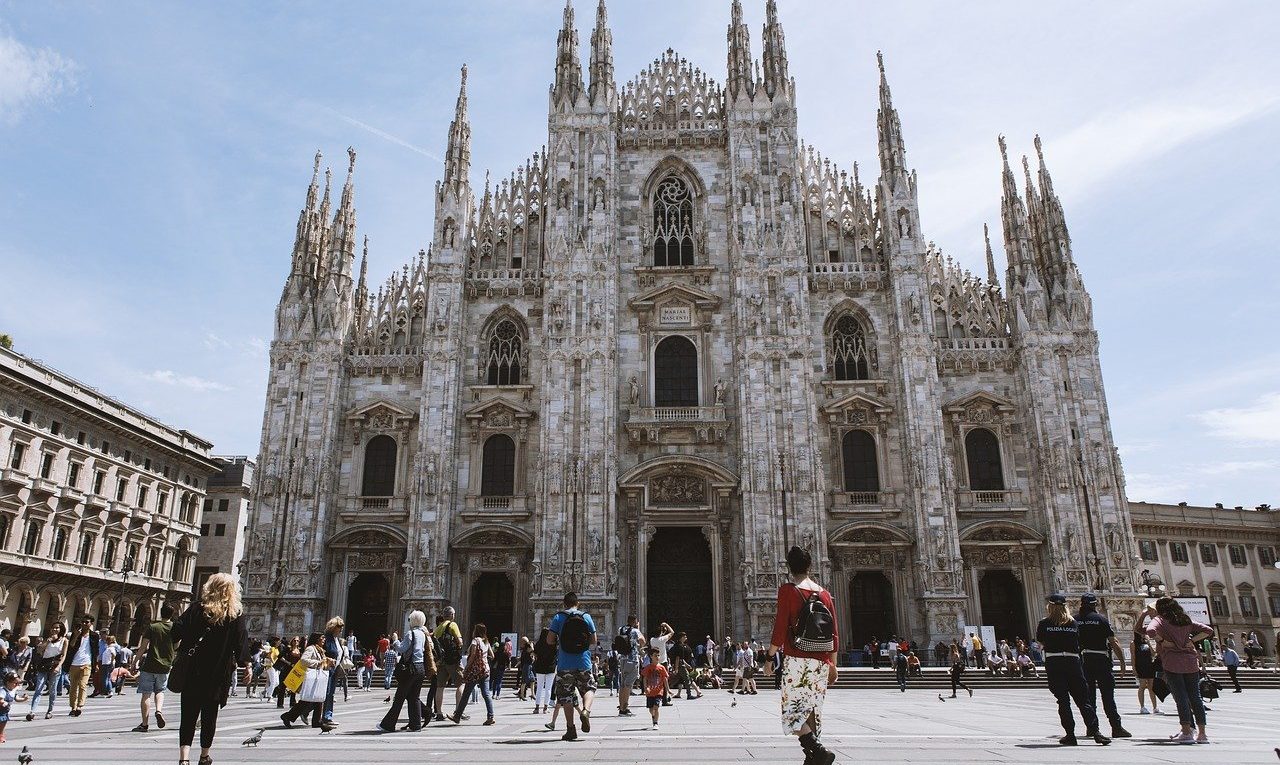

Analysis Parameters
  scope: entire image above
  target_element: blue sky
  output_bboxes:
[1,1,1276,506]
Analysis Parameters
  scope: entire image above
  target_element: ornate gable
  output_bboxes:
[463,398,536,436]
[345,400,417,443]
[821,390,892,426]
[943,391,1016,422]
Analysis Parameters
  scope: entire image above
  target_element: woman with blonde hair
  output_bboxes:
[1036,594,1107,746]
[320,616,349,727]
[172,572,251,765]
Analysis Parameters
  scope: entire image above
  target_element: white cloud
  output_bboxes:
[202,331,232,350]
[0,29,77,124]
[143,370,232,393]
[1123,471,1192,504]
[1196,391,1280,445]
[1200,460,1280,475]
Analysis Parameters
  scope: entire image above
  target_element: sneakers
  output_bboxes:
[1195,734,1209,744]
[280,714,293,729]
[482,718,495,726]
[1174,733,1197,745]
[1138,707,1150,715]
[544,722,555,730]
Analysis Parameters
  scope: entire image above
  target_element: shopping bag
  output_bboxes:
[282,660,308,693]
[298,668,330,703]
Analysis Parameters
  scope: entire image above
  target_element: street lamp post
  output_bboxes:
[1139,569,1166,599]
[111,552,135,639]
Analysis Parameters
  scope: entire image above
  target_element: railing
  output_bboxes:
[462,495,529,517]
[957,489,1023,508]
[829,490,896,512]
[466,268,541,282]
[810,261,885,276]
[937,337,1010,352]
[361,497,391,509]
[481,496,512,509]
[629,405,726,423]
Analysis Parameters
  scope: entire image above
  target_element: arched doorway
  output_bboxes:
[646,527,713,643]
[848,571,895,648]
[345,573,391,648]
[470,572,514,639]
[979,569,1029,642]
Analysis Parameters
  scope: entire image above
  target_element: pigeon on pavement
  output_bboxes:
[18,745,34,765]
[242,728,266,747]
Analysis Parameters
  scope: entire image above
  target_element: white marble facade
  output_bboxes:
[241,1,1143,648]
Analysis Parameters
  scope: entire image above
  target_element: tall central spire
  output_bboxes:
[761,0,789,99]
[726,0,753,100]
[588,0,614,107]
[552,0,583,107]
[876,51,908,180]
[442,65,471,199]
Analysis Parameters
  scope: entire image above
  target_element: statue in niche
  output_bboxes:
[547,533,562,565]
[897,209,911,238]
[589,529,603,563]
[291,528,308,565]
[714,379,727,404]
[419,529,432,561]
[628,376,640,405]
[589,459,602,493]
[756,531,771,562]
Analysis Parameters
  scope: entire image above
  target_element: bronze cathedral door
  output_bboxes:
[645,527,714,641]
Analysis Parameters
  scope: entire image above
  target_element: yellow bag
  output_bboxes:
[283,660,308,693]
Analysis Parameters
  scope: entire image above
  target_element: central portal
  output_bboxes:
[645,527,714,643]
[469,572,514,639]
[345,572,391,649]
[979,568,1030,642]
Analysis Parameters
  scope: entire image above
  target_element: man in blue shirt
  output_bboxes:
[548,591,597,741]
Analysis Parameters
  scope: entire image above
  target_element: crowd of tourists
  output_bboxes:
[0,554,1272,763]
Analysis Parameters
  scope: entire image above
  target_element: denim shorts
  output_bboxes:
[136,670,169,694]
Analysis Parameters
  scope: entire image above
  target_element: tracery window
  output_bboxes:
[831,316,870,380]
[841,430,880,492]
[652,176,695,267]
[654,336,699,407]
[485,319,524,386]
[480,434,516,496]
[964,428,1005,491]
[361,435,397,496]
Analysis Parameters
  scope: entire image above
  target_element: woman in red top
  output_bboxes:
[767,546,838,765]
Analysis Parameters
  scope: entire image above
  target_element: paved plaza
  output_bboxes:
[8,684,1279,764]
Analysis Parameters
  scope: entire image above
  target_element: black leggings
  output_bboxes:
[950,663,969,695]
[179,691,221,749]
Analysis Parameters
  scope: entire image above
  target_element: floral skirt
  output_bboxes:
[780,656,829,736]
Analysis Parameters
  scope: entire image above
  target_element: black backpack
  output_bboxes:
[557,610,592,654]
[612,626,633,655]
[788,584,836,652]
[436,622,463,665]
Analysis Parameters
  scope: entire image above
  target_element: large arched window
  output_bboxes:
[965,428,1005,491]
[361,435,398,496]
[841,430,880,492]
[831,315,870,380]
[485,318,523,385]
[480,434,516,496]
[654,336,699,407]
[652,176,695,267]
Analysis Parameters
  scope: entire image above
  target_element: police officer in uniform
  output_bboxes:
[1076,593,1131,738]
[1036,593,1110,746]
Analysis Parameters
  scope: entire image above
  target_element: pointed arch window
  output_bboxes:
[654,336,699,407]
[361,435,398,496]
[831,315,871,380]
[652,176,695,267]
[481,434,516,496]
[964,428,1005,491]
[841,430,880,492]
[485,318,524,386]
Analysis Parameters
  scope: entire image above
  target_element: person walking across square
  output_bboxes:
[640,647,668,729]
[767,546,839,765]
[547,591,597,742]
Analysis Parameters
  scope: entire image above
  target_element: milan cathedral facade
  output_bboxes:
[241,0,1144,650]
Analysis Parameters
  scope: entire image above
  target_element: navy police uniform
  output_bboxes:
[1076,594,1126,735]
[1036,594,1105,744]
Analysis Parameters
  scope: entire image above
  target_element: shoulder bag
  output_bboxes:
[168,620,213,694]
[393,629,418,684]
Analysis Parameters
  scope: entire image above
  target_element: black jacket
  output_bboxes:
[172,603,250,704]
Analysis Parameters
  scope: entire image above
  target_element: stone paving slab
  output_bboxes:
[6,685,1278,764]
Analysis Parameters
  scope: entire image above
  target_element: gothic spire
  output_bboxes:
[442,65,471,199]
[330,147,357,281]
[984,222,999,286]
[876,51,908,180]
[1034,134,1073,265]
[761,0,789,99]
[551,0,583,107]
[588,0,614,106]
[726,0,753,100]
[291,151,323,275]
